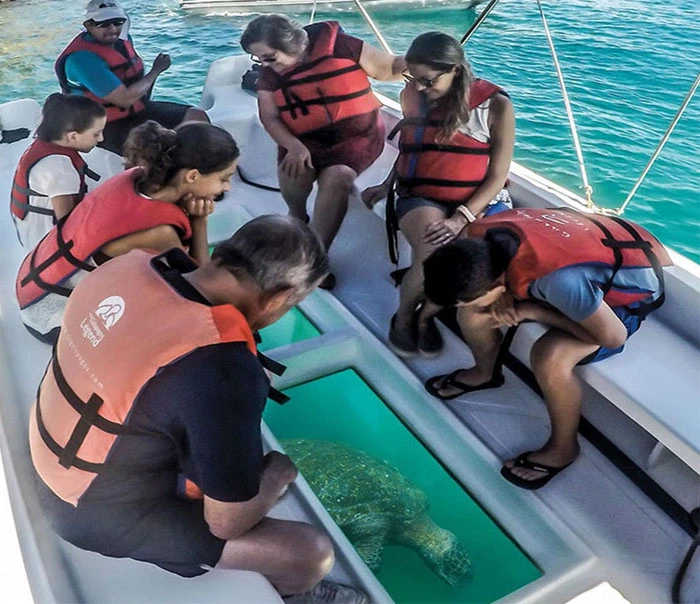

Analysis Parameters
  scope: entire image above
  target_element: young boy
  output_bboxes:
[422,208,671,489]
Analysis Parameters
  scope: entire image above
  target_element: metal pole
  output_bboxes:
[309,0,319,25]
[616,71,700,215]
[351,0,393,55]
[460,0,502,45]
[536,0,594,207]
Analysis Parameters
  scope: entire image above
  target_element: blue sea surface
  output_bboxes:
[1,0,698,260]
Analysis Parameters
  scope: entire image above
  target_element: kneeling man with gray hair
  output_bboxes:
[29,215,367,603]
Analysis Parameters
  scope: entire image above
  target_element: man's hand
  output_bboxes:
[152,53,172,74]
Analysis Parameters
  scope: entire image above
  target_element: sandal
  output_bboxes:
[500,451,573,490]
[424,370,505,400]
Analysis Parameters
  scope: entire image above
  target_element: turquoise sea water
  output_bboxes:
[1,0,698,260]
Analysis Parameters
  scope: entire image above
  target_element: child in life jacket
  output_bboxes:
[241,15,406,289]
[10,93,106,249]
[361,32,515,358]
[16,121,239,344]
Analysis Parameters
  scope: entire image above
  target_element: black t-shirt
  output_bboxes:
[74,253,269,507]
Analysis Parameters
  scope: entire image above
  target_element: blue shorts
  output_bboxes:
[579,306,643,365]
[395,191,512,222]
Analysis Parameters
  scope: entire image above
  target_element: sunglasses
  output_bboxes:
[93,18,127,28]
[250,53,277,65]
[403,70,451,88]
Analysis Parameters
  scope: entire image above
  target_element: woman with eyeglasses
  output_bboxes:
[240,15,406,289]
[362,32,515,358]
[55,0,208,155]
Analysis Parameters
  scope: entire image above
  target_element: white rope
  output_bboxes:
[309,0,319,25]
[536,0,594,207]
[351,0,393,55]
[615,72,700,215]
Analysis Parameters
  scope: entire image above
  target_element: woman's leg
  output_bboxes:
[390,206,449,353]
[312,165,357,251]
[278,165,316,222]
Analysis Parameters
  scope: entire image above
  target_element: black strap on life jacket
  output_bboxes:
[560,209,666,319]
[385,172,400,265]
[275,55,370,121]
[12,160,99,219]
[278,86,373,121]
[35,353,127,473]
[257,350,290,405]
[396,175,485,190]
[11,184,56,217]
[20,216,96,298]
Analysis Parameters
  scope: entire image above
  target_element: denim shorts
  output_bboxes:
[395,189,512,222]
[579,306,644,365]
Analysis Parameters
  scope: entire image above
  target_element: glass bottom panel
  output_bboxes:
[265,369,542,604]
[258,307,320,351]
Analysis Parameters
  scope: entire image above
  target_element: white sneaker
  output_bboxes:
[283,580,369,604]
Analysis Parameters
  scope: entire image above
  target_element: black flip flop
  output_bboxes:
[500,451,573,490]
[424,370,505,400]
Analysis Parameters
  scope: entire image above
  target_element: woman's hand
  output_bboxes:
[423,214,468,246]
[181,194,215,219]
[280,142,314,179]
[361,182,389,209]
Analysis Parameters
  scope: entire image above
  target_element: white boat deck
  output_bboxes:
[0,56,698,603]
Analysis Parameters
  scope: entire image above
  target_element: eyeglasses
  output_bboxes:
[93,18,127,28]
[250,53,277,65]
[403,70,451,88]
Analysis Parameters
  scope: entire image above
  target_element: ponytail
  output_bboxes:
[123,121,240,189]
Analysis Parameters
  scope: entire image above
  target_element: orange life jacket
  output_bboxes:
[10,140,99,221]
[29,249,259,507]
[55,33,146,122]
[270,21,382,136]
[394,79,504,203]
[16,168,192,310]
[468,208,672,314]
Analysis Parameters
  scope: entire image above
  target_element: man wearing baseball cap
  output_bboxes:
[55,1,209,155]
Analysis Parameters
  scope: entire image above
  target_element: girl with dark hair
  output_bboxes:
[10,93,106,249]
[362,32,515,357]
[241,14,406,289]
[16,121,239,344]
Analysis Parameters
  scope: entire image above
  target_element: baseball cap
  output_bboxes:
[84,1,127,22]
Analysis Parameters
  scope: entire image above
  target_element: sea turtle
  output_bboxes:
[280,438,473,586]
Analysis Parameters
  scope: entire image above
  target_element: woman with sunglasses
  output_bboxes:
[55,0,208,155]
[241,15,405,289]
[362,32,515,357]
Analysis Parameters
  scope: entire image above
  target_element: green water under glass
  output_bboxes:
[265,369,542,604]
[258,307,320,352]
